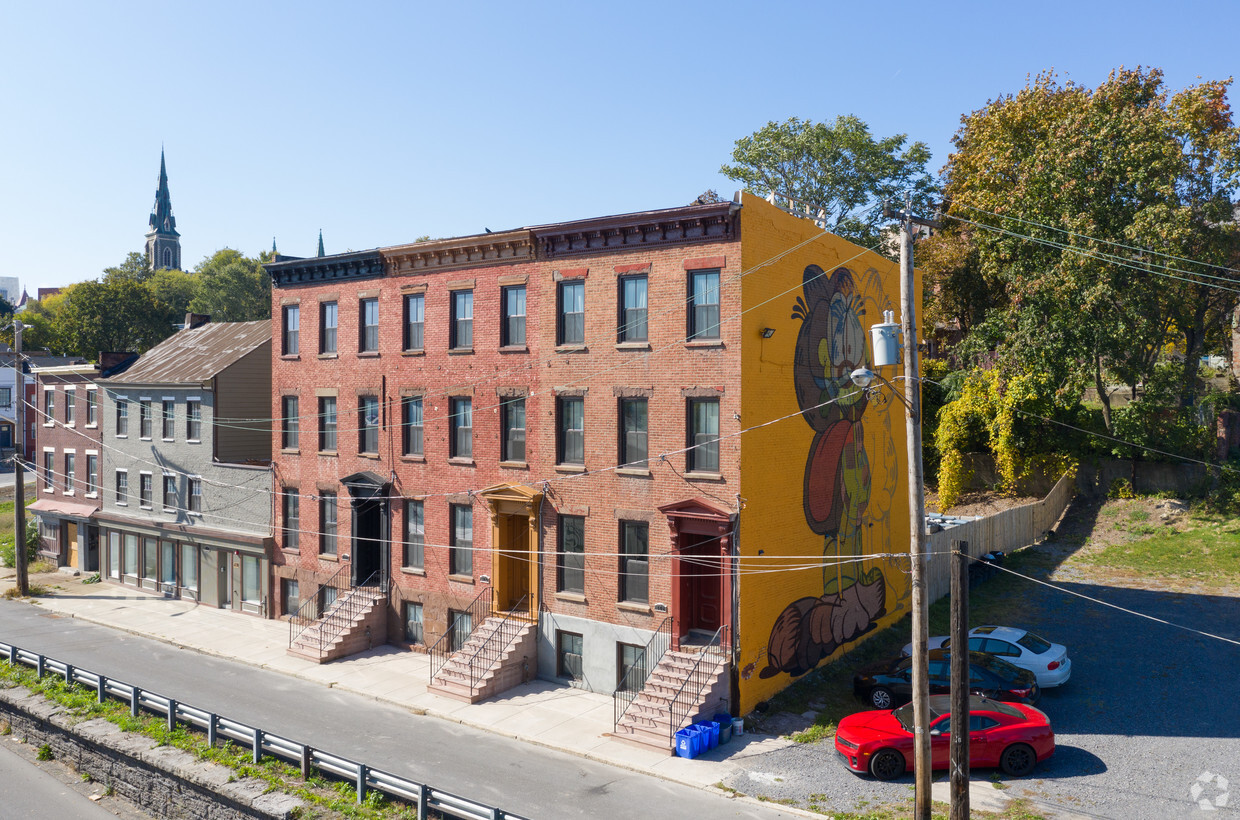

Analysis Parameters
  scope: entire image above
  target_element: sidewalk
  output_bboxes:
[1,569,794,794]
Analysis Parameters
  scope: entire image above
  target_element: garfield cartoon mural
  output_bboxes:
[758,264,891,679]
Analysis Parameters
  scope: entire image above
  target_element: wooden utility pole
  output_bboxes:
[888,198,939,820]
[950,542,970,820]
[13,320,28,596]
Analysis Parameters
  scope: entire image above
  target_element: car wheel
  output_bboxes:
[1000,743,1037,777]
[869,687,895,709]
[869,748,906,781]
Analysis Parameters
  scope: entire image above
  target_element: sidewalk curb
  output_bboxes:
[35,600,803,814]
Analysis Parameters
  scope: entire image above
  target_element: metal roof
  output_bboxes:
[103,321,270,386]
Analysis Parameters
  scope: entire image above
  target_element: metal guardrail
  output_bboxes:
[612,616,673,730]
[0,640,529,820]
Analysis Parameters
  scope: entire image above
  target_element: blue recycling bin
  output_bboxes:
[675,727,698,759]
[699,720,720,750]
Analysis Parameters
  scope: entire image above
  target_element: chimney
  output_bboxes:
[98,351,139,377]
[185,313,211,329]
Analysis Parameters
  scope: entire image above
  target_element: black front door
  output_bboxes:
[352,499,383,586]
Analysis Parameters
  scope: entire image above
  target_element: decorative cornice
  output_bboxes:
[533,202,739,259]
[381,230,534,277]
[265,251,384,288]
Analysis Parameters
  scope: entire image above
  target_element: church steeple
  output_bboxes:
[145,149,181,271]
[317,229,325,257]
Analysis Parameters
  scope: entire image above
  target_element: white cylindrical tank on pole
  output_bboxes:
[870,309,901,368]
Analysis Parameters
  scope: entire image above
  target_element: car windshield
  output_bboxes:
[1016,632,1052,654]
[894,702,915,732]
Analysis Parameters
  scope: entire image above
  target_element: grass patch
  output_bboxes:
[1081,509,1240,585]
[0,660,423,819]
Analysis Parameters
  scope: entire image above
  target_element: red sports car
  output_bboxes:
[834,694,1054,781]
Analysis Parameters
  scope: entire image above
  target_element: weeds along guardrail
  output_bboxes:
[0,640,529,820]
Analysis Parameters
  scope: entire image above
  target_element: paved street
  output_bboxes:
[0,599,798,820]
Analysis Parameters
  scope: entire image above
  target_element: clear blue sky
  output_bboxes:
[3,0,1236,293]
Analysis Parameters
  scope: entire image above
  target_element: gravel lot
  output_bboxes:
[721,515,1240,819]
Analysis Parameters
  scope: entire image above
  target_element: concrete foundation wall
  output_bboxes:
[537,611,654,694]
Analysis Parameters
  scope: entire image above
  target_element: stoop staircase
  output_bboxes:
[613,625,731,752]
[427,594,536,703]
[287,570,387,664]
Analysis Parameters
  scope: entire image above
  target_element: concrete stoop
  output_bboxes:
[427,617,537,703]
[287,588,387,664]
[613,649,730,752]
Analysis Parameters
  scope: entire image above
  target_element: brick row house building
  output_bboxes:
[266,193,918,744]
[29,353,137,570]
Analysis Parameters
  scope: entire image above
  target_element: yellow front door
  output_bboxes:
[65,522,79,569]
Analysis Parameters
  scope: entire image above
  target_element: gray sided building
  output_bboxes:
[95,317,275,615]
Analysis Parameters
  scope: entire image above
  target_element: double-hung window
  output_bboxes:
[402,396,423,457]
[43,389,55,423]
[139,474,153,508]
[620,398,648,468]
[319,397,337,452]
[188,478,202,513]
[449,504,472,577]
[283,491,300,552]
[163,475,177,511]
[358,395,380,454]
[450,398,472,459]
[162,399,175,440]
[688,269,721,339]
[502,285,526,347]
[403,293,425,351]
[404,602,424,645]
[320,494,338,555]
[139,400,152,439]
[320,301,338,354]
[687,398,720,473]
[501,397,526,463]
[557,396,584,465]
[42,451,54,491]
[115,470,128,505]
[283,305,300,355]
[86,454,98,496]
[404,499,424,570]
[450,290,473,349]
[558,280,585,345]
[86,389,98,425]
[115,399,129,437]
[63,453,75,492]
[558,515,585,594]
[65,391,76,425]
[282,396,300,450]
[360,297,379,352]
[619,521,649,603]
[186,399,201,440]
[619,276,648,342]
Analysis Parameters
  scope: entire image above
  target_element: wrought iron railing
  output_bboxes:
[428,585,492,681]
[288,569,381,661]
[288,563,350,648]
[0,640,528,818]
[667,623,730,745]
[462,594,531,691]
[612,616,673,729]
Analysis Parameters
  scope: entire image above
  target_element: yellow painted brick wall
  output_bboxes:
[736,193,918,712]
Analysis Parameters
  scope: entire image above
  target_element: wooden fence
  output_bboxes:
[923,471,1076,604]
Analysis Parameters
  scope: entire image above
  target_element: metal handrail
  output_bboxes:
[288,563,350,648]
[464,595,531,691]
[428,585,492,681]
[0,640,528,818]
[612,616,673,729]
[667,624,730,745]
[307,571,381,659]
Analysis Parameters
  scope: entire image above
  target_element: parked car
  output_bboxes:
[902,625,1071,688]
[853,649,1039,710]
[834,693,1055,780]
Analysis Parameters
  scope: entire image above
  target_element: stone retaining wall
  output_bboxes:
[0,684,303,819]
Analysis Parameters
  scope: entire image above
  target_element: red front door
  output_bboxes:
[682,537,721,633]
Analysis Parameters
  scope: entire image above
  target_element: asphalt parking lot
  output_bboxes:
[722,541,1240,819]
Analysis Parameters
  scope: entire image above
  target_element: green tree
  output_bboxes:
[941,68,1240,433]
[102,251,155,284]
[55,278,173,356]
[187,249,271,322]
[720,115,937,249]
[147,267,200,324]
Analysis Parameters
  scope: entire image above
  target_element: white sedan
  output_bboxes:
[902,625,1071,688]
